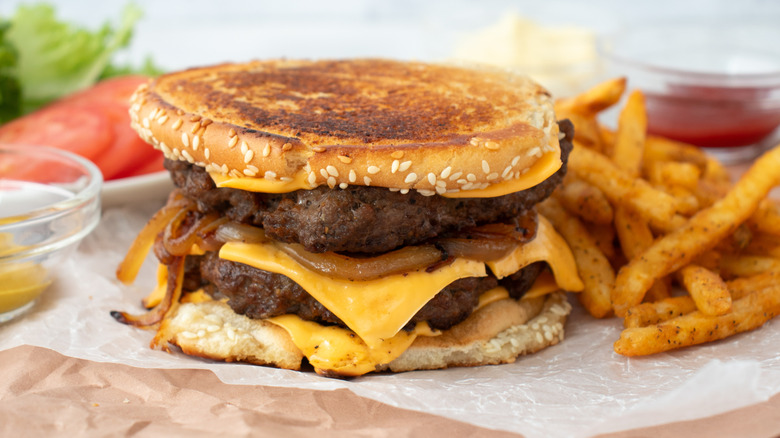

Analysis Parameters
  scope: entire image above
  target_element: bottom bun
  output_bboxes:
[156,292,572,375]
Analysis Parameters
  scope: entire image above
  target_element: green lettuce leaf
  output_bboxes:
[6,3,143,114]
[0,20,21,123]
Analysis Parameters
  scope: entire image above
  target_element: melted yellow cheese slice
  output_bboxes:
[487,215,584,292]
[208,149,560,198]
[219,242,486,348]
[211,171,313,193]
[442,150,560,198]
[268,316,435,376]
[267,278,564,376]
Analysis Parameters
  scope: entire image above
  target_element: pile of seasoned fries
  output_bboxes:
[549,78,780,355]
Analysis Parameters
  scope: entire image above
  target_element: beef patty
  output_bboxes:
[166,120,573,254]
[181,250,546,331]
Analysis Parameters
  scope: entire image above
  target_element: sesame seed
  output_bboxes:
[427,173,436,185]
[502,166,513,179]
[230,169,242,178]
[327,176,336,188]
[160,143,171,155]
[157,115,169,125]
[418,189,435,196]
[404,173,417,184]
[226,328,236,341]
[172,119,183,130]
[487,172,499,180]
[469,137,480,146]
[307,172,317,186]
[367,166,380,174]
[389,188,400,192]
[280,176,293,182]
[244,150,254,163]
[191,123,200,134]
[544,331,553,341]
[391,151,404,159]
[221,164,228,173]
[181,133,189,147]
[485,141,500,150]
[172,148,181,158]
[190,115,201,122]
[180,331,197,339]
[399,161,412,172]
[201,119,212,127]
[312,146,326,153]
[240,141,248,154]
[462,182,474,190]
[320,169,329,179]
[467,173,476,182]
[440,166,452,179]
[326,165,339,177]
[482,160,490,174]
[261,143,271,157]
[176,109,184,116]
[456,179,467,184]
[204,148,210,159]
[206,325,220,332]
[182,150,194,162]
[536,332,544,343]
[449,172,462,181]
[349,170,357,183]
[511,156,521,167]
[282,143,293,152]
[339,182,348,189]
[391,160,400,174]
[338,155,352,164]
[435,186,447,194]
[228,136,238,148]
[436,180,446,187]
[400,188,409,194]
[264,171,277,180]
[243,168,257,176]
[228,128,237,137]
[142,118,150,129]
[192,135,200,151]
[363,176,371,186]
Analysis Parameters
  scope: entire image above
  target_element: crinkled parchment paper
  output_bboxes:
[2,204,780,438]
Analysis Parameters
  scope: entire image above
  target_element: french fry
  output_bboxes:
[611,90,647,177]
[560,112,606,151]
[677,264,731,316]
[660,185,700,216]
[613,205,670,302]
[644,135,708,170]
[555,77,627,116]
[742,232,780,258]
[568,143,680,228]
[623,296,697,328]
[614,284,780,356]
[719,254,780,279]
[727,270,780,299]
[538,198,614,318]
[611,145,780,316]
[555,176,614,225]
[587,221,617,262]
[646,161,701,192]
[749,199,780,236]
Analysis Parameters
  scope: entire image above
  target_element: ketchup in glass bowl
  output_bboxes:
[598,21,780,163]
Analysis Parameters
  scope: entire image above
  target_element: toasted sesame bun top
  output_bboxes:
[129,59,561,195]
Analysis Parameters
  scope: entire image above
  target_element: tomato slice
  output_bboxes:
[0,104,114,162]
[114,153,165,179]
[58,75,151,107]
[90,101,162,180]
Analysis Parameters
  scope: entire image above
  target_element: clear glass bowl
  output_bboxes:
[0,145,102,323]
[598,21,780,163]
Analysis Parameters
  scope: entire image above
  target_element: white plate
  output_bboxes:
[101,171,173,208]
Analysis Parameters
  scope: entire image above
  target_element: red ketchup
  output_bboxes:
[645,84,780,148]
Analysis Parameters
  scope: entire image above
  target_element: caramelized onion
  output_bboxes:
[281,244,446,281]
[116,200,191,285]
[215,222,269,244]
[437,237,517,262]
[163,213,225,256]
[112,256,185,328]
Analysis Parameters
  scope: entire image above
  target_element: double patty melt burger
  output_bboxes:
[113,59,584,377]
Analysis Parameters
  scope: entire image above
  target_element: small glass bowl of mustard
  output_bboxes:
[0,145,101,323]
